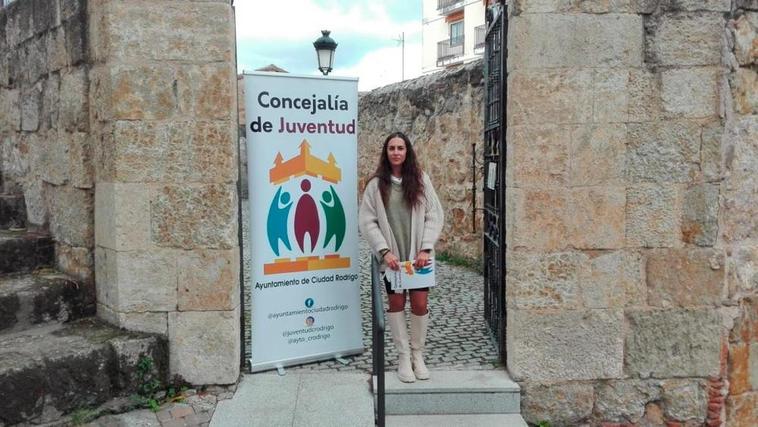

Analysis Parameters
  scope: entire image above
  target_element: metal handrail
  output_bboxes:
[371,257,385,427]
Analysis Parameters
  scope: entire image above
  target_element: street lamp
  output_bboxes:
[313,30,337,76]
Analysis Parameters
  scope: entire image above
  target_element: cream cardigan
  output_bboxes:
[359,173,444,271]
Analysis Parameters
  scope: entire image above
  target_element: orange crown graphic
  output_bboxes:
[269,139,341,185]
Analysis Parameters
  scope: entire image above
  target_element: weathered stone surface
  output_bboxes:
[108,120,236,183]
[662,68,720,118]
[661,379,708,422]
[59,67,89,132]
[701,121,722,182]
[177,248,240,311]
[109,63,176,120]
[63,10,87,65]
[0,88,20,131]
[569,187,625,249]
[521,381,594,426]
[168,308,240,385]
[56,242,94,283]
[176,63,235,121]
[668,0,731,11]
[66,131,94,189]
[628,69,663,122]
[726,392,758,427]
[579,251,645,309]
[47,185,94,248]
[681,183,719,246]
[511,188,568,251]
[40,72,60,130]
[509,125,568,187]
[625,121,700,183]
[648,14,725,66]
[726,247,758,299]
[732,68,758,115]
[21,82,42,131]
[509,14,642,69]
[593,70,629,123]
[720,116,758,243]
[151,184,238,250]
[507,309,624,381]
[625,309,721,378]
[507,251,584,310]
[733,14,758,66]
[98,303,168,335]
[570,124,626,186]
[508,69,593,126]
[38,130,69,186]
[594,380,661,423]
[729,342,751,395]
[626,185,681,248]
[95,183,150,251]
[647,248,724,308]
[95,247,178,312]
[22,177,48,226]
[106,1,234,63]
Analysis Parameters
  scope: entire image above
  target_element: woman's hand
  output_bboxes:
[383,251,400,271]
[414,250,431,269]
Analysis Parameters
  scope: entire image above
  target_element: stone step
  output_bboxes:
[0,271,95,333]
[0,318,167,426]
[386,414,528,426]
[0,229,54,274]
[0,194,26,229]
[374,370,520,415]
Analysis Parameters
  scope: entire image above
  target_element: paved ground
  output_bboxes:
[242,202,502,374]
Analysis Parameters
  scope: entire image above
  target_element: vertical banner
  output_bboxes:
[244,72,361,372]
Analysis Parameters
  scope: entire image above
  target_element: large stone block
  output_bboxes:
[521,381,594,426]
[169,308,240,385]
[593,70,629,123]
[509,125,568,187]
[32,0,60,35]
[648,13,725,66]
[508,69,593,126]
[726,392,758,427]
[97,303,168,336]
[5,0,34,47]
[507,251,584,310]
[109,63,176,120]
[579,251,645,309]
[95,183,150,251]
[66,131,94,189]
[729,342,751,395]
[661,379,708,422]
[21,83,41,132]
[594,380,661,423]
[511,188,568,251]
[63,11,87,65]
[681,183,719,246]
[177,248,240,312]
[507,309,624,381]
[55,242,93,283]
[732,68,758,115]
[0,89,20,132]
[661,68,720,119]
[40,72,60,131]
[646,248,725,308]
[176,63,235,120]
[626,121,701,183]
[700,121,722,182]
[725,247,758,299]
[626,184,682,248]
[508,14,642,69]
[625,309,721,378]
[733,14,757,66]
[569,187,625,249]
[106,1,234,63]
[38,130,68,186]
[108,120,236,183]
[570,124,626,186]
[628,68,662,122]
[669,0,732,11]
[59,67,89,132]
[150,184,238,250]
[720,116,758,243]
[47,184,94,248]
[95,247,178,312]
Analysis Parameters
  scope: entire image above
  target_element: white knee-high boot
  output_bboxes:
[410,312,430,380]
[387,311,415,383]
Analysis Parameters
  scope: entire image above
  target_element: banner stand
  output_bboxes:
[244,72,362,373]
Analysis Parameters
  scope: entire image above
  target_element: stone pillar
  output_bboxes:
[505,1,739,424]
[89,0,240,385]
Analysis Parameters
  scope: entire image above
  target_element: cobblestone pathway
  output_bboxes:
[242,203,502,374]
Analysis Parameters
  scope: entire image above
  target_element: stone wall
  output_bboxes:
[89,0,240,385]
[358,60,484,259]
[505,1,757,425]
[0,0,94,283]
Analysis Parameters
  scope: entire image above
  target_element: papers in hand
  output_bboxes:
[386,258,436,291]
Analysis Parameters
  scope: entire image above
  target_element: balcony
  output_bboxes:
[475,25,486,52]
[437,0,465,15]
[437,36,465,67]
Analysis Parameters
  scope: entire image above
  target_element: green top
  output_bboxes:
[386,180,412,261]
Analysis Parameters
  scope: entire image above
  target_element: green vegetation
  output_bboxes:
[435,250,483,274]
[131,356,188,412]
[537,421,551,427]
[70,408,99,425]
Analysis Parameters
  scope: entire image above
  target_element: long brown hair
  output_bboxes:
[372,132,425,208]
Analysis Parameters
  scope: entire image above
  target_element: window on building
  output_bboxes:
[450,21,464,46]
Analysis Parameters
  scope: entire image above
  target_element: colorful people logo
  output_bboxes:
[263,139,351,275]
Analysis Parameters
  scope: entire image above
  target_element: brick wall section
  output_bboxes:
[358,61,485,259]
[0,0,94,284]
[88,0,240,385]
[506,0,757,425]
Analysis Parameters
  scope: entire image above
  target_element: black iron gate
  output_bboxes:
[482,1,507,363]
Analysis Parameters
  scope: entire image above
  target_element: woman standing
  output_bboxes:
[359,132,444,383]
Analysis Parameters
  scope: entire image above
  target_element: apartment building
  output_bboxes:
[421,0,486,74]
